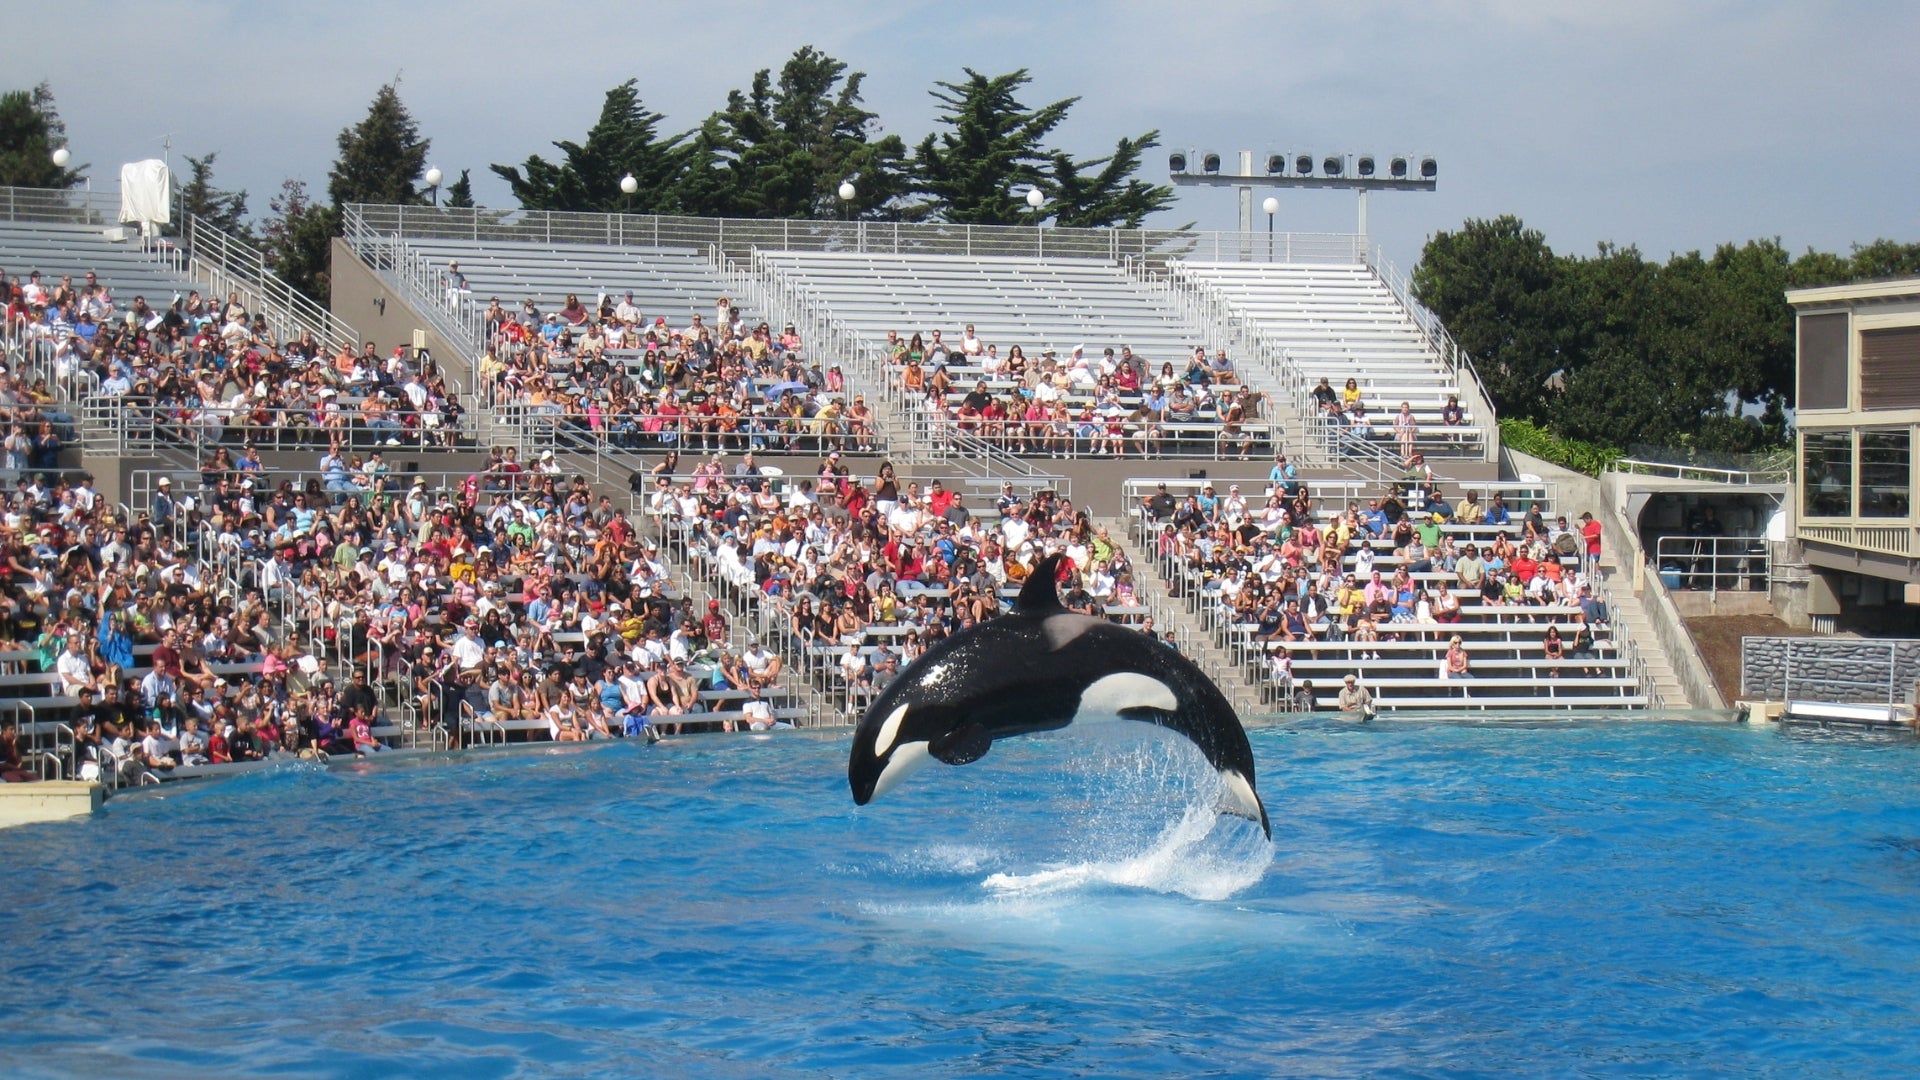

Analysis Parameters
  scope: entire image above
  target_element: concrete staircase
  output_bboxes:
[1596,556,1687,708]
[1091,513,1263,718]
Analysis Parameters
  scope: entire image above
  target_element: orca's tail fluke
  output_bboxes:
[1217,769,1271,839]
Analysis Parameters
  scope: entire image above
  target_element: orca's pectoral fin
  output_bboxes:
[1217,770,1272,840]
[928,723,993,766]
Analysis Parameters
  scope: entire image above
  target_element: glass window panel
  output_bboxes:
[1803,430,1853,517]
[1859,429,1911,518]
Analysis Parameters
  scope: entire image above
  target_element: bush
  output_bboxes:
[1499,418,1620,477]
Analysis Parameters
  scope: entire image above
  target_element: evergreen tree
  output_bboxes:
[678,47,911,220]
[327,82,431,209]
[492,80,689,213]
[178,151,250,234]
[1042,131,1175,229]
[909,69,1071,225]
[0,82,84,189]
[444,168,475,208]
[258,179,339,304]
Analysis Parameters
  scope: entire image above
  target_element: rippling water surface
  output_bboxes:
[3,721,1919,1078]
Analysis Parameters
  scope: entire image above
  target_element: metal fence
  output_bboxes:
[1653,535,1771,597]
[347,203,1368,266]
[1742,637,1920,705]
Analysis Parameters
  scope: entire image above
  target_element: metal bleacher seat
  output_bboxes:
[1169,260,1485,455]
[1130,476,1648,714]
[398,238,738,326]
[0,220,213,305]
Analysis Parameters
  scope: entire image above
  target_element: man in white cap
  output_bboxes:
[1337,673,1375,719]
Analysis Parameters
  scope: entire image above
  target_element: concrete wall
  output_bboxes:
[329,238,463,385]
[1743,635,1920,703]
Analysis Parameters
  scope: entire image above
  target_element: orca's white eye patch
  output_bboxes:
[1077,672,1178,717]
[873,704,909,758]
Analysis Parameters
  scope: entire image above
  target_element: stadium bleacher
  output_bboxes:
[1169,260,1487,458]
[755,250,1277,458]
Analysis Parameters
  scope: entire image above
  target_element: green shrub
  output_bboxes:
[1499,418,1621,477]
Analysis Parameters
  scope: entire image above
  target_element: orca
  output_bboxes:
[847,554,1271,838]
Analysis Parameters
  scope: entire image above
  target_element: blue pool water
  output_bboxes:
[3,721,1920,1078]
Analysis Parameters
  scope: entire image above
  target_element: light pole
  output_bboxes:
[620,173,638,213]
[1026,186,1045,212]
[424,166,443,207]
[837,180,856,222]
[1262,196,1278,262]
[50,146,69,169]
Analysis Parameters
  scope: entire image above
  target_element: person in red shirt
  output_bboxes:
[702,600,729,645]
[926,480,955,520]
[1579,512,1603,577]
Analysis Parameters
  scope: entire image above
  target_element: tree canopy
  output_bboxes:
[491,80,690,214]
[1414,217,1920,452]
[327,82,430,209]
[0,83,85,189]
[178,151,250,235]
[677,47,911,220]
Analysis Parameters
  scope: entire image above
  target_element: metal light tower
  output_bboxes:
[1167,149,1438,239]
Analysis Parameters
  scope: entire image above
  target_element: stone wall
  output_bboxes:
[1742,636,1920,702]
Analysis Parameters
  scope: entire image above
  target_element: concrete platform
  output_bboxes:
[0,780,103,827]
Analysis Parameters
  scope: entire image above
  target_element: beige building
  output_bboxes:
[1787,276,1920,630]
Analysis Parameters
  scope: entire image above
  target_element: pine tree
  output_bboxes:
[1042,131,1175,229]
[909,69,1070,225]
[678,47,911,220]
[258,179,339,304]
[0,82,84,189]
[492,80,690,213]
[444,168,475,208]
[327,82,431,209]
[178,152,250,235]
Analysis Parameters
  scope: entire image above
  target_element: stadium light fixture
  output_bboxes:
[424,166,443,207]
[1167,146,1440,240]
[620,174,638,195]
[50,147,69,169]
[1026,187,1046,210]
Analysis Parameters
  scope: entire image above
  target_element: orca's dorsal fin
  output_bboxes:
[1016,554,1068,614]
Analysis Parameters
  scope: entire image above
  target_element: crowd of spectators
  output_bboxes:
[880,327,1270,458]
[1143,463,1610,699]
[651,449,1166,713]
[2,266,466,453]
[1307,376,1469,464]
[476,287,874,455]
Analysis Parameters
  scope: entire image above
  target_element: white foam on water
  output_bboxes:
[982,804,1271,902]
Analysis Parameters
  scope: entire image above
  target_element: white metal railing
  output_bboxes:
[1654,535,1771,598]
[1597,503,1721,710]
[1367,246,1501,448]
[1615,457,1793,485]
[179,214,362,359]
[347,202,1366,266]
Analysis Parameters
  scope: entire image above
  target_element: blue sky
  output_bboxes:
[6,0,1915,272]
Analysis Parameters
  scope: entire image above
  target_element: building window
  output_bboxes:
[1803,430,1853,517]
[1859,429,1911,518]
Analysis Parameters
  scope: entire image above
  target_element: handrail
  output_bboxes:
[178,214,363,359]
[1653,535,1771,598]
[1615,457,1792,485]
[1597,499,1724,710]
[347,202,1366,267]
[1366,245,1500,464]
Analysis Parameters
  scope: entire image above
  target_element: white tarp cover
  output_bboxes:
[118,159,172,225]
